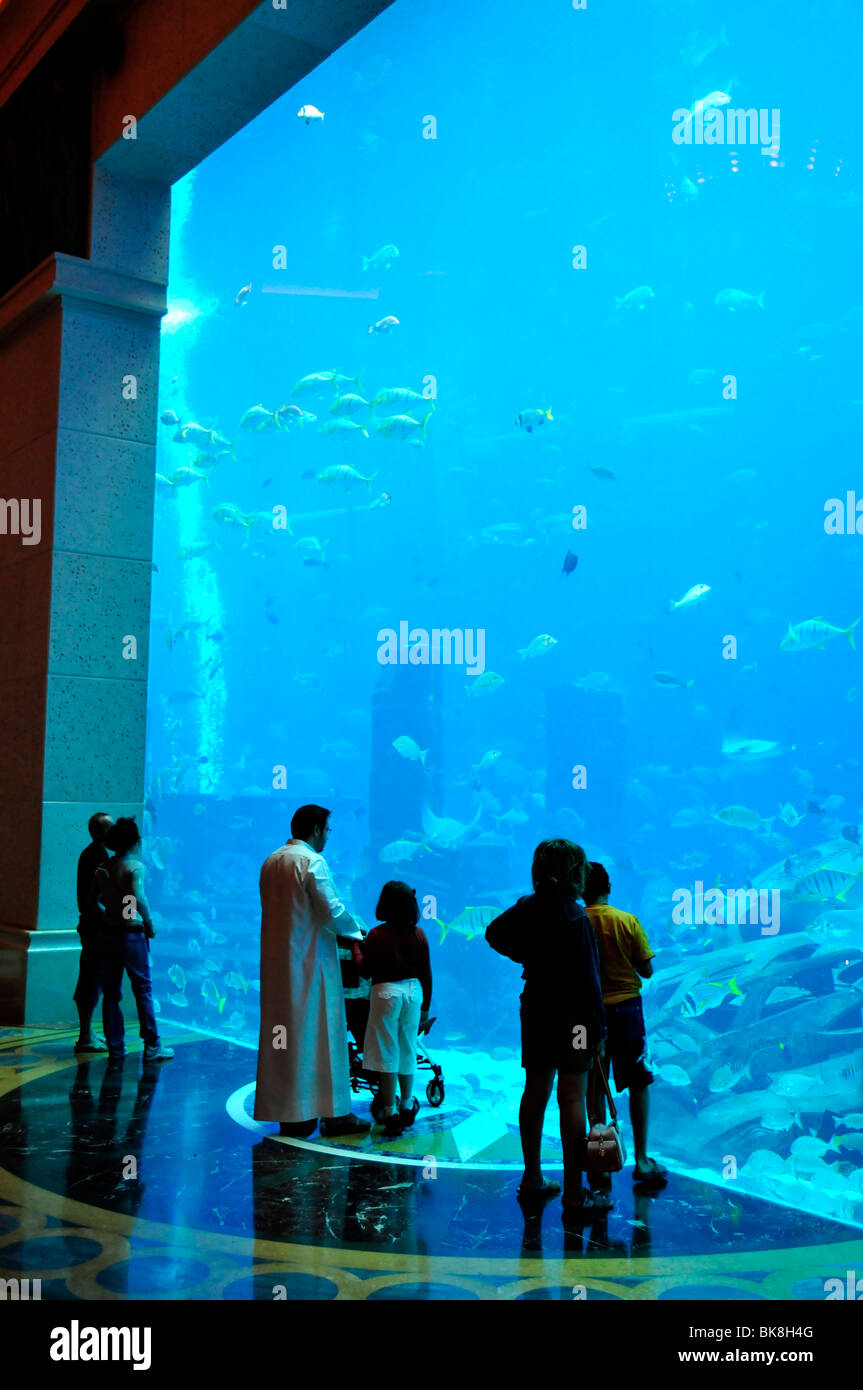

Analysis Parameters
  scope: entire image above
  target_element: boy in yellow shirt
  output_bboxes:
[584,862,667,1187]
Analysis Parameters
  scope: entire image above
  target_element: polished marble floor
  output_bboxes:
[1,1027,861,1300]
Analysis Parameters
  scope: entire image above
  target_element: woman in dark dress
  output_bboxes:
[486,839,608,1217]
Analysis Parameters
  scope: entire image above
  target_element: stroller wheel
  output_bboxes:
[426,1079,444,1107]
[370,1093,386,1123]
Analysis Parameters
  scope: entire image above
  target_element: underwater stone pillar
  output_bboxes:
[544,685,628,859]
[369,663,445,848]
[0,241,168,1024]
[348,664,444,919]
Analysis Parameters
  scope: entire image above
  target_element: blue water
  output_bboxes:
[145,0,863,1220]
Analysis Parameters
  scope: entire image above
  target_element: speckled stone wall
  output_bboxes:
[43,253,168,937]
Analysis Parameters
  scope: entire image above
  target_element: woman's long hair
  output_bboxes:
[531,839,588,901]
[376,880,420,931]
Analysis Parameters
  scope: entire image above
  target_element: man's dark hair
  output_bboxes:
[291,804,330,841]
[104,817,140,855]
[88,812,112,840]
[531,839,588,900]
[375,880,420,930]
[584,861,612,903]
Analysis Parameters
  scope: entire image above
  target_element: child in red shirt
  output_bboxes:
[352,881,433,1138]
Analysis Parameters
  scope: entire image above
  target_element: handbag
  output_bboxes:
[585,1048,627,1174]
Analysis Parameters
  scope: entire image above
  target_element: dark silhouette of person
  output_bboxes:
[486,839,607,1217]
[73,812,113,1053]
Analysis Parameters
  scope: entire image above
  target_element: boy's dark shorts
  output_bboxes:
[520,996,596,1075]
[605,995,653,1091]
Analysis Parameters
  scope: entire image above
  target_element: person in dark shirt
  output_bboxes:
[73,812,113,1053]
[486,839,608,1217]
[351,881,433,1138]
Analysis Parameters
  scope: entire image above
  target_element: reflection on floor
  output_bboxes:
[1,1028,861,1301]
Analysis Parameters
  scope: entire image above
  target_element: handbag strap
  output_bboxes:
[593,1048,618,1125]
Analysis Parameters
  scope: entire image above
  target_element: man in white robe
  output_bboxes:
[254,804,370,1137]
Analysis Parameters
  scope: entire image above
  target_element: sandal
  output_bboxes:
[633,1160,668,1187]
[518,1177,561,1197]
[561,1189,608,1219]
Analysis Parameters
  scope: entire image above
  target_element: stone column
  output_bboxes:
[0,239,168,1024]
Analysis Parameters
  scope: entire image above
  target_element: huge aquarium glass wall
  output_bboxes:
[145,0,863,1222]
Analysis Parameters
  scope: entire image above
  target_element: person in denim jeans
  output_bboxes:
[89,818,173,1064]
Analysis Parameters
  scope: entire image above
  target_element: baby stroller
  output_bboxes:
[348,1027,445,1120]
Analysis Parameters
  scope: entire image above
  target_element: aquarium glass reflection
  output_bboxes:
[145,0,863,1224]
